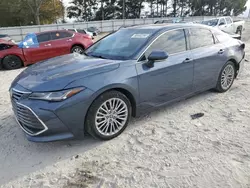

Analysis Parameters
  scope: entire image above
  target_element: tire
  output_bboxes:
[215,61,236,93]
[85,91,132,140]
[2,55,23,70]
[71,46,84,54]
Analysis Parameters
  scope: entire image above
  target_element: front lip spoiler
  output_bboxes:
[14,102,48,136]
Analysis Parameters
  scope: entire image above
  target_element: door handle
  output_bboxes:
[183,58,193,64]
[218,49,224,54]
[66,39,72,42]
[44,44,51,47]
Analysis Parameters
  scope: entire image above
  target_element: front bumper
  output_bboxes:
[10,85,94,142]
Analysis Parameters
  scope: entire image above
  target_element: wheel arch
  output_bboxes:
[88,85,138,118]
[71,44,85,51]
[228,58,239,77]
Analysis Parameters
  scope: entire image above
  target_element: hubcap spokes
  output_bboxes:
[221,65,234,90]
[74,48,83,54]
[95,98,128,136]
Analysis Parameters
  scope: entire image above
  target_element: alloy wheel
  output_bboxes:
[221,64,235,90]
[73,47,83,54]
[95,98,128,136]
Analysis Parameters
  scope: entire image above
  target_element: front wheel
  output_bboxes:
[2,55,23,70]
[85,91,131,140]
[215,61,236,93]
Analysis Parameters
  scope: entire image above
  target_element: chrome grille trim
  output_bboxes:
[11,88,31,102]
[15,102,48,136]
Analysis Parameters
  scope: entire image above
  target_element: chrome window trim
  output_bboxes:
[15,102,48,136]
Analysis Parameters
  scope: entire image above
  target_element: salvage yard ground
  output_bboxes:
[1,25,250,187]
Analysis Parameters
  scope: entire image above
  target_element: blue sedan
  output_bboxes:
[10,24,245,142]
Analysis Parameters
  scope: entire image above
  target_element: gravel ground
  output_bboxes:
[1,26,250,188]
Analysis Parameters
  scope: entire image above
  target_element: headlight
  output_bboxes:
[29,87,84,101]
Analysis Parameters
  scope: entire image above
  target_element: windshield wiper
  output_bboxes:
[89,53,107,59]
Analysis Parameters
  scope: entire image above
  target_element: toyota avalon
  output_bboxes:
[10,24,245,142]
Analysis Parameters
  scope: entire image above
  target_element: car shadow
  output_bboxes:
[0,89,215,185]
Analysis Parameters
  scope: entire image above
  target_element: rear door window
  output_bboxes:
[145,29,187,57]
[51,31,72,40]
[219,18,226,26]
[189,28,215,49]
[37,33,51,43]
[225,17,232,24]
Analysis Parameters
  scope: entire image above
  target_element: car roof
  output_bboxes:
[35,30,71,35]
[122,23,213,33]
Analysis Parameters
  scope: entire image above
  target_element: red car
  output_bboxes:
[0,30,93,70]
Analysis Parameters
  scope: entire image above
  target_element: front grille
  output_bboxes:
[12,90,23,101]
[11,88,47,136]
[11,89,30,102]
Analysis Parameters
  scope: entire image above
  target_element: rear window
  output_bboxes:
[226,17,232,24]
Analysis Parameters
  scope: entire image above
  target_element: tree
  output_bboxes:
[22,0,44,25]
[40,0,64,24]
[67,0,97,21]
[94,0,118,20]
[117,0,144,19]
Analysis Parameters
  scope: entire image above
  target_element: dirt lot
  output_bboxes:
[1,25,250,188]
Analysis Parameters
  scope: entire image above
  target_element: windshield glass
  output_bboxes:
[202,19,219,26]
[85,28,155,60]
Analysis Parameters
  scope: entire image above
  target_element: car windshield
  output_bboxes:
[85,28,155,60]
[202,19,219,26]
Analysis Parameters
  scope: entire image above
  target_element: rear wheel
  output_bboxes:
[71,46,84,54]
[2,55,23,70]
[215,61,236,93]
[236,27,242,36]
[85,91,131,140]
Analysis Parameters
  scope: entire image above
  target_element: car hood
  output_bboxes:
[13,54,120,91]
[0,39,16,45]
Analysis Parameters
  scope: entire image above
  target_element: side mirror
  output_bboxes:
[219,22,225,26]
[145,51,168,68]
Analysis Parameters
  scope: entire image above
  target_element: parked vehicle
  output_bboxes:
[154,18,182,24]
[10,24,245,142]
[87,27,100,36]
[66,28,94,39]
[0,30,93,70]
[201,17,245,35]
